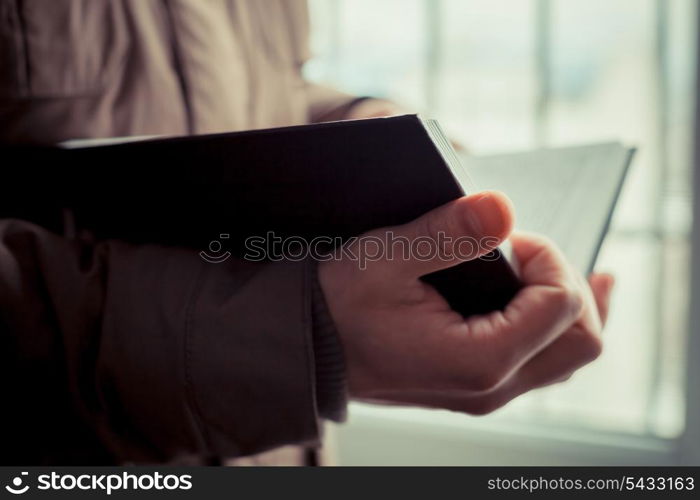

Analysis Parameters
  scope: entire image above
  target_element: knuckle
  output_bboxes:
[567,328,604,365]
[580,332,603,362]
[464,367,508,393]
[457,341,519,393]
[549,285,585,318]
[423,211,443,242]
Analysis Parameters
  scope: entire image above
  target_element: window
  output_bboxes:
[307,0,698,464]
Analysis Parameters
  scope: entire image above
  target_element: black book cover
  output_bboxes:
[10,115,523,317]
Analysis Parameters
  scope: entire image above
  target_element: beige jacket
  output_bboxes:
[0,0,357,142]
[0,0,359,465]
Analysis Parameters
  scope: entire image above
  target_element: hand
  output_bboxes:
[318,191,614,414]
[344,99,405,120]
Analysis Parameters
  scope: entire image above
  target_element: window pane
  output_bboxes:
[436,0,538,151]
[308,0,427,108]
[547,0,660,230]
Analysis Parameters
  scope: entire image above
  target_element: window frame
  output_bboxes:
[680,6,700,463]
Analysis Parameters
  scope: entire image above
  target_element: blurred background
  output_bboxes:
[305,0,699,465]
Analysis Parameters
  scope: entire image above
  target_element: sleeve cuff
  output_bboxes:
[310,261,349,422]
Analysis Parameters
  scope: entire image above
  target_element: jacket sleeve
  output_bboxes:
[304,81,367,123]
[0,219,324,462]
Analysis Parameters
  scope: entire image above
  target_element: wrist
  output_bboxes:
[344,98,405,120]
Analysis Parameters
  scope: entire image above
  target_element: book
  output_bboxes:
[3,116,632,317]
[60,115,523,317]
[465,143,635,275]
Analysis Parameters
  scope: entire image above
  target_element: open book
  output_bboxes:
[465,143,634,275]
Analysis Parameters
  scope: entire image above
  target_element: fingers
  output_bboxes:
[459,261,608,412]
[589,273,614,326]
[510,232,573,287]
[383,191,514,278]
[450,284,584,392]
[512,233,614,327]
[353,233,612,416]
[445,233,607,394]
[509,323,602,390]
[447,273,607,412]
[366,323,604,416]
[454,233,584,382]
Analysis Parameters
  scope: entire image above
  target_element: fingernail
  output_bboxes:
[466,192,509,237]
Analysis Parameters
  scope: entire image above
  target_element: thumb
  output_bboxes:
[389,191,514,278]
